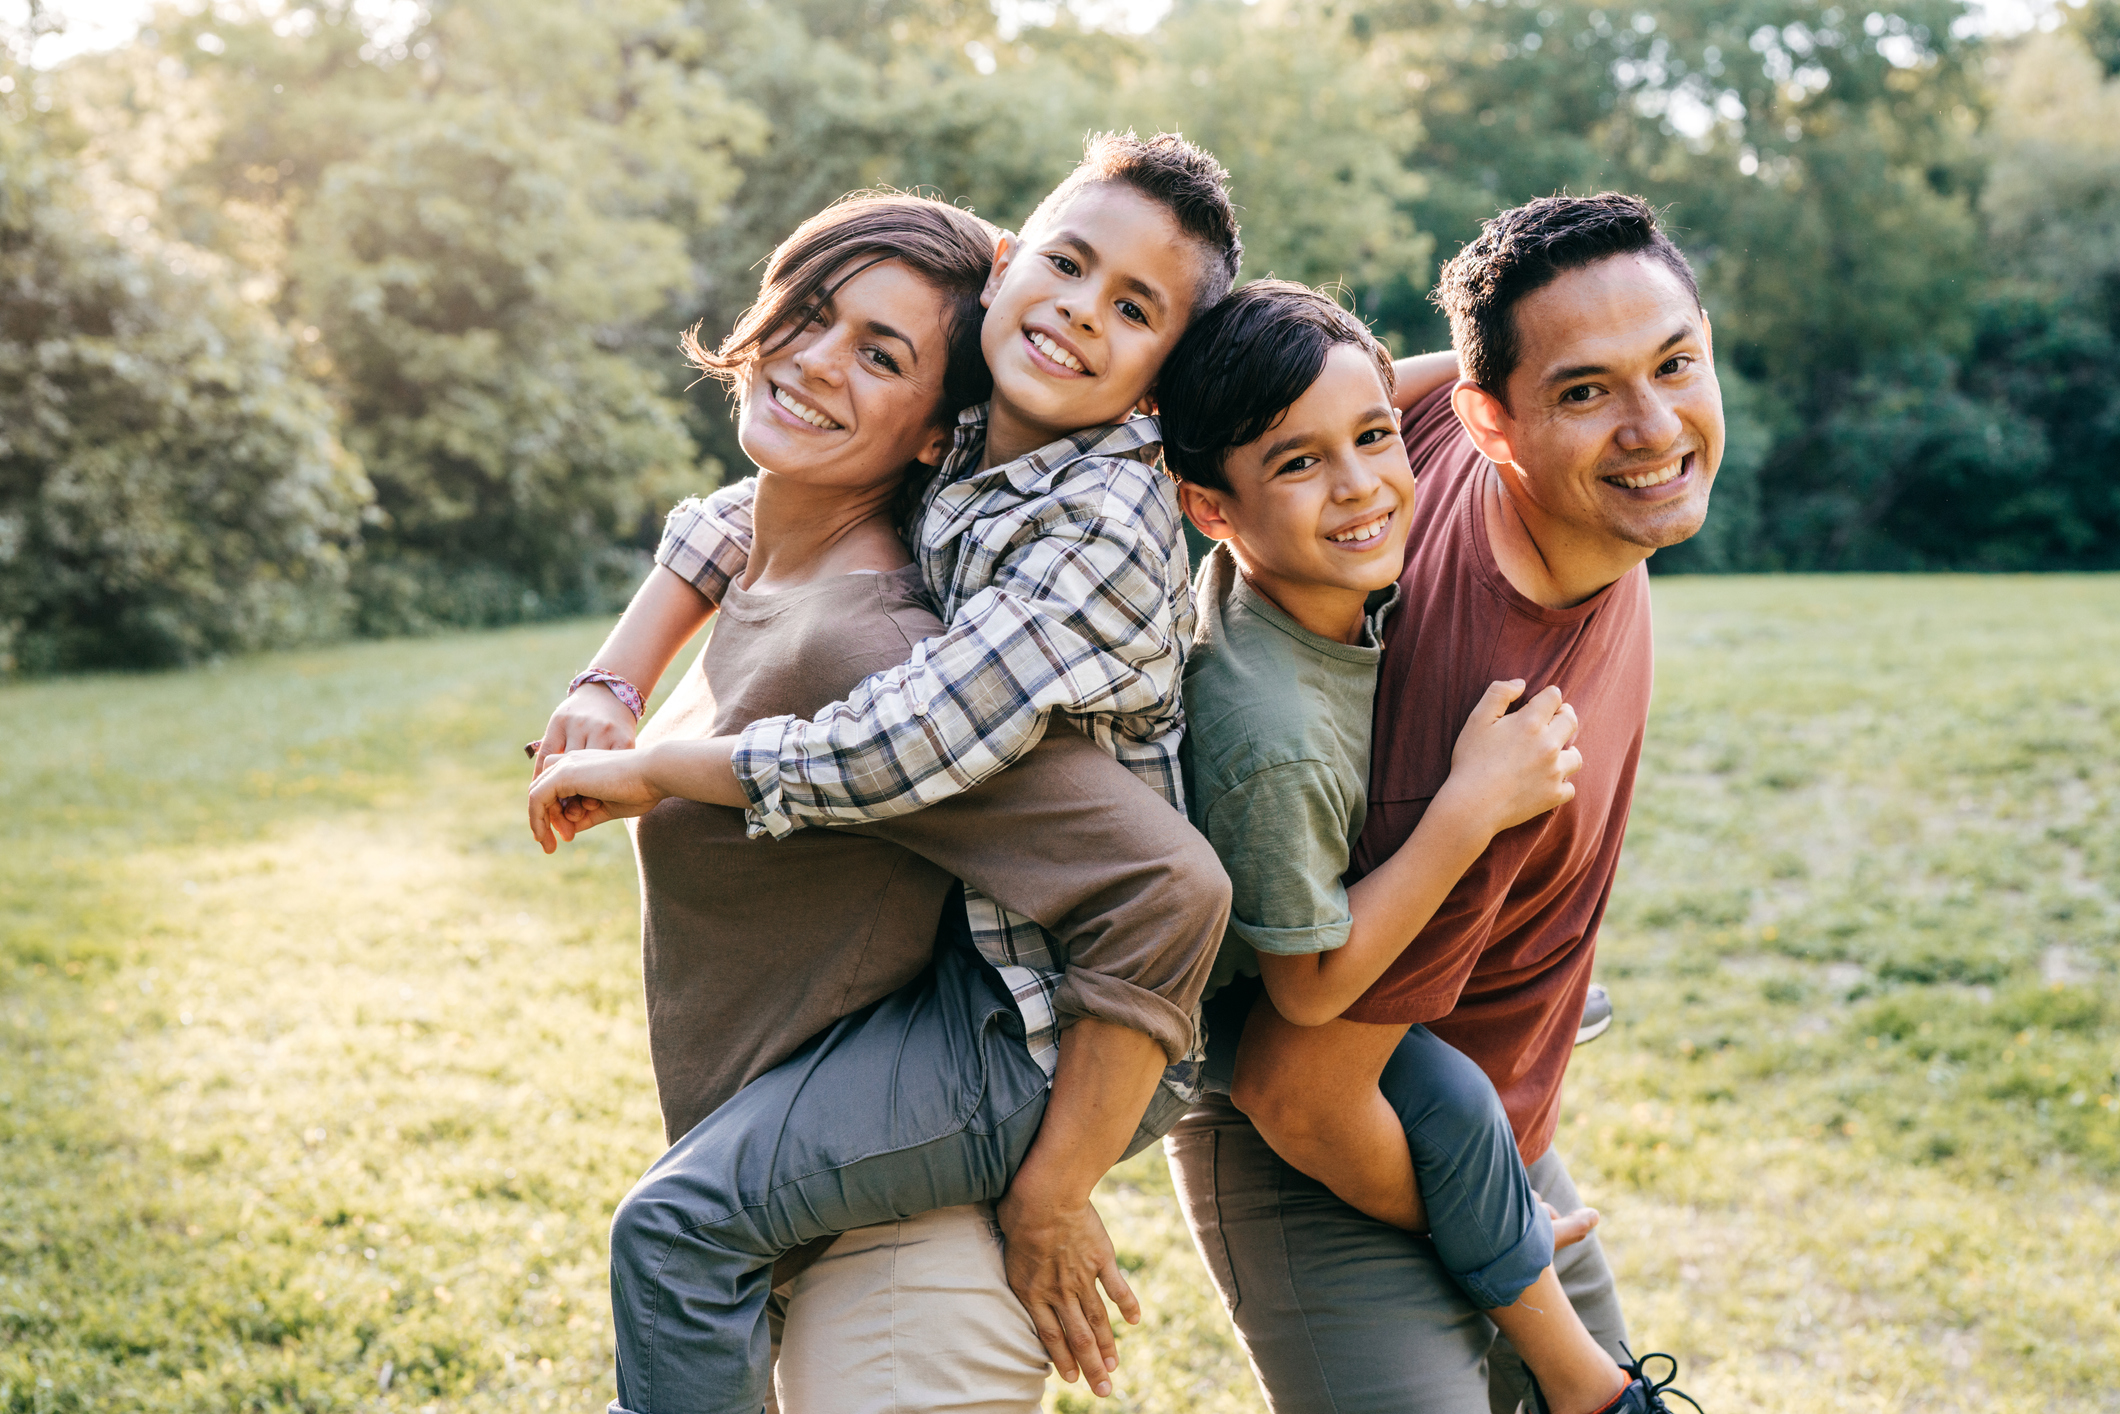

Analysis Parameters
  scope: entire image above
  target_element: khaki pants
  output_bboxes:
[767,1203,1049,1414]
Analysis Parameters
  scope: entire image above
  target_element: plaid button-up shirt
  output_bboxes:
[655,405,1199,1087]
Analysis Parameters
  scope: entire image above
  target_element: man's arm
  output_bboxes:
[732,465,1188,838]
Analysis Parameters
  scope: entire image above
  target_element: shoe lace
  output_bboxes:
[1619,1343,1703,1413]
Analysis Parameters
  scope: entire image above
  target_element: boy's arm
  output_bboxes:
[1255,680,1579,1025]
[534,480,754,762]
[1390,351,1461,415]
[733,468,1186,837]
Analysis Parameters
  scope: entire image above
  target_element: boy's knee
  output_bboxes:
[1383,1034,1507,1135]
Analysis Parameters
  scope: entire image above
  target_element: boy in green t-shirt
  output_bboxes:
[1162,281,1680,1414]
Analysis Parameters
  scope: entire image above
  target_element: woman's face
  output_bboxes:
[737,258,956,490]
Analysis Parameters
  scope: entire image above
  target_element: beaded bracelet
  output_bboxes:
[568,667,646,721]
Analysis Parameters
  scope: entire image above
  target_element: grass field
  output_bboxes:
[4,575,2118,1413]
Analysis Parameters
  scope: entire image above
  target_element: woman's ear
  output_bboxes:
[1450,380,1519,470]
[980,231,1019,310]
[1177,480,1237,543]
[915,422,952,467]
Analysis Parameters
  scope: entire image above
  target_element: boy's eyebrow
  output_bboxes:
[1543,324,1695,387]
[1257,404,1395,465]
[1053,231,1169,313]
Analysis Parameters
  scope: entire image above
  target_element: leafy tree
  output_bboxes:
[0,71,366,672]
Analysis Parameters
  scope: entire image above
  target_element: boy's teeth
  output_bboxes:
[1611,459,1682,490]
[1328,515,1388,543]
[773,386,841,429]
[1029,331,1085,373]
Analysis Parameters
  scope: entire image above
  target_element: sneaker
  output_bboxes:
[1575,982,1613,1046]
[1599,1347,1703,1413]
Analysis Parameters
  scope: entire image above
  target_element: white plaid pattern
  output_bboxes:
[655,405,1199,1090]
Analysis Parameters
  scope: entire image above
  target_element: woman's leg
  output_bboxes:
[773,1203,1050,1414]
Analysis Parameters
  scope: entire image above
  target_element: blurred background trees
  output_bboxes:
[3,0,2115,672]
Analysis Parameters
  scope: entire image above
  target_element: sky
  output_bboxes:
[0,0,2079,69]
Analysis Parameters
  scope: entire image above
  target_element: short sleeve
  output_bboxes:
[1202,760,1355,956]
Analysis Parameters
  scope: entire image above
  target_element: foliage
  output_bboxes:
[6,578,2119,1409]
[0,71,365,673]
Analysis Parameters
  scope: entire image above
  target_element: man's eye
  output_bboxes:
[1048,254,1080,277]
[1561,385,1596,404]
[1660,354,1693,376]
[1118,299,1147,324]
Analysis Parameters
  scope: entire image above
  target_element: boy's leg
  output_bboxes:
[1485,1149,1629,1414]
[773,1203,1049,1413]
[1166,1094,1497,1413]
[607,941,1050,1414]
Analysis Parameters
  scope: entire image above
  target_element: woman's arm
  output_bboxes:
[1255,680,1581,1026]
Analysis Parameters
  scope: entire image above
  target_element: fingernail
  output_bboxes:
[1106,1356,1118,1371]
[1095,1381,1111,1396]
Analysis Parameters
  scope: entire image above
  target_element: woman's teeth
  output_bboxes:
[1610,458,1684,490]
[773,386,842,430]
[1028,331,1085,373]
[1328,514,1389,545]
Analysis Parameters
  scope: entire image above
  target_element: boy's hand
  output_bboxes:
[996,1188,1138,1398]
[1439,679,1583,836]
[526,747,665,853]
[534,684,638,773]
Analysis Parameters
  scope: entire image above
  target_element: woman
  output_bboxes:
[526,193,1225,1414]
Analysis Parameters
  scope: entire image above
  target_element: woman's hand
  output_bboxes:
[527,747,667,853]
[535,683,639,771]
[1436,679,1583,837]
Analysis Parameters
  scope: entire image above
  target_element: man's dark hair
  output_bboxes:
[1023,130,1243,316]
[1431,192,1700,402]
[1159,280,1394,493]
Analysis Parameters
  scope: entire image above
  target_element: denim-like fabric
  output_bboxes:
[1198,978,1552,1311]
[607,938,1050,1414]
[1167,1095,1626,1414]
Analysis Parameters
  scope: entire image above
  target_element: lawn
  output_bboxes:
[4,575,2117,1413]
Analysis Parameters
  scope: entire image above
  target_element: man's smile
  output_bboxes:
[1601,450,1696,496]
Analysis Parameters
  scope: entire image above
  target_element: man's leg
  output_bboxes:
[1484,1149,1629,1414]
[607,941,1050,1414]
[1166,1094,1496,1414]
[772,1203,1049,1414]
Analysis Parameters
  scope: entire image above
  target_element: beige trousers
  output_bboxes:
[767,1202,1050,1414]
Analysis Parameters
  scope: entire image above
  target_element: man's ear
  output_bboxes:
[1450,380,1519,469]
[1177,480,1237,543]
[980,231,1018,310]
[1700,308,1714,366]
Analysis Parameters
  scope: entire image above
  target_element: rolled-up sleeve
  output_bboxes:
[654,478,756,605]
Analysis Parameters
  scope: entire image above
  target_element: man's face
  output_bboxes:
[979,182,1201,441]
[1480,254,1723,552]
[1179,345,1415,628]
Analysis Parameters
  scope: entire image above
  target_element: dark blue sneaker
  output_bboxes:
[1529,1346,1701,1414]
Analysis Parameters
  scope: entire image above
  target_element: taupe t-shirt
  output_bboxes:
[633,565,1224,1145]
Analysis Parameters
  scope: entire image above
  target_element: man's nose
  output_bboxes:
[1615,383,1683,452]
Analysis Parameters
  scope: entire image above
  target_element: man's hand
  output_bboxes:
[995,1187,1139,1398]
[526,747,665,852]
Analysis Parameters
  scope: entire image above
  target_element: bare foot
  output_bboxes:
[1548,1202,1601,1250]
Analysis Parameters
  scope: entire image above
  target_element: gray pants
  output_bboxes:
[1167,1094,1628,1414]
[607,938,1050,1414]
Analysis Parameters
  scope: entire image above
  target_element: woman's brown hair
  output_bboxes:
[683,191,998,525]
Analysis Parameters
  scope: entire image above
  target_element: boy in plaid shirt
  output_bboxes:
[541,134,1242,1410]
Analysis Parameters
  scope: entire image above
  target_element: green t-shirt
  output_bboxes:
[1180,543,1397,999]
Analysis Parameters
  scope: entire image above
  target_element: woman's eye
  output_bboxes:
[1118,299,1147,324]
[865,347,902,374]
[1049,254,1080,277]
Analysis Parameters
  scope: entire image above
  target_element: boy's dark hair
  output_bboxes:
[1023,130,1243,315]
[684,189,997,428]
[1431,192,1700,403]
[1160,280,1394,493]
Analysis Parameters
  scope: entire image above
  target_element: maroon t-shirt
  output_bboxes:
[1345,384,1654,1164]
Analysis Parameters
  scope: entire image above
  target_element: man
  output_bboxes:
[1166,192,1722,1413]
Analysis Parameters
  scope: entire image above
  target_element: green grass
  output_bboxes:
[4,576,2117,1413]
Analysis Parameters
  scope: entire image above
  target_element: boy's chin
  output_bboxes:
[992,370,1139,432]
